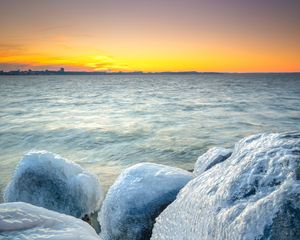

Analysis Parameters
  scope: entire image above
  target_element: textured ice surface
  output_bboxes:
[194,147,232,176]
[99,162,193,240]
[151,132,300,240]
[0,202,100,240]
[4,150,103,218]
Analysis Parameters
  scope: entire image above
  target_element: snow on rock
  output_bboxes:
[0,202,100,240]
[4,150,103,218]
[151,132,300,240]
[99,162,193,240]
[193,147,232,176]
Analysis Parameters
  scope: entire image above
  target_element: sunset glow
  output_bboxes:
[1,0,300,72]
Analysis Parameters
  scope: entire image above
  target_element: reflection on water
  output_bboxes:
[1,73,300,197]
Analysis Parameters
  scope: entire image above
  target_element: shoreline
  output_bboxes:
[1,132,299,239]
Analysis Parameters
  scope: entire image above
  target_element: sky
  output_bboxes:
[0,0,300,72]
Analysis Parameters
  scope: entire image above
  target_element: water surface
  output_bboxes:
[1,73,300,197]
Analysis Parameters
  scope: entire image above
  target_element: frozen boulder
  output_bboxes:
[193,147,232,176]
[99,162,193,240]
[0,202,100,240]
[4,150,103,218]
[151,132,300,240]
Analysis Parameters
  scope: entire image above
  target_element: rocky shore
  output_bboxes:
[0,132,299,240]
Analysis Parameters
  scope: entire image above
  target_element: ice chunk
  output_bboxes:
[4,150,103,218]
[99,162,193,240]
[151,132,300,240]
[0,202,100,240]
[193,147,232,176]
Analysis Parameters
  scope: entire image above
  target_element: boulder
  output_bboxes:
[99,162,192,240]
[4,150,103,218]
[0,202,100,240]
[151,132,300,240]
[193,147,232,176]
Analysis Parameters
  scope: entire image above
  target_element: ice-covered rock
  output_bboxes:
[0,202,100,240]
[151,132,300,240]
[193,147,232,176]
[99,162,193,240]
[4,150,103,218]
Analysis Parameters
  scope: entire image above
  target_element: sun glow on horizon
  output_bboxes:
[1,0,300,72]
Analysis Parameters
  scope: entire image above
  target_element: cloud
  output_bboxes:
[0,61,88,71]
[37,25,70,33]
[0,43,27,57]
[0,35,131,72]
[0,62,31,70]
[0,43,25,50]
[0,54,130,72]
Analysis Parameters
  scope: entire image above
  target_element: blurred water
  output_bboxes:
[0,73,300,197]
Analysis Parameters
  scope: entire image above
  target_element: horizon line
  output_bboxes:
[0,69,300,75]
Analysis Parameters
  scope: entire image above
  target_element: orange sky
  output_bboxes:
[0,0,300,72]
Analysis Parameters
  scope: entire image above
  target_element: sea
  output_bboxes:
[1,73,300,199]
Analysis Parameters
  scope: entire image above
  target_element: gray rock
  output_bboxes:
[0,202,100,240]
[4,151,103,218]
[193,147,232,176]
[99,162,193,240]
[151,132,300,240]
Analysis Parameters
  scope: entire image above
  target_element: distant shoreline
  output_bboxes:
[0,71,299,76]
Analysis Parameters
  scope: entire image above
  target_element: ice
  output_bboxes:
[193,147,232,176]
[4,150,103,218]
[151,132,300,240]
[99,162,193,240]
[0,202,100,240]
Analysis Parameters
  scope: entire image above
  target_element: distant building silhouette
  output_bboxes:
[0,68,224,75]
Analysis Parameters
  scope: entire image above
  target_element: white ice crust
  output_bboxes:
[0,202,100,240]
[99,162,193,240]
[4,150,103,218]
[193,147,232,176]
[151,132,300,240]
